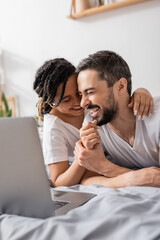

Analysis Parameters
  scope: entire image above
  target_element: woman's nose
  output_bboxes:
[73,94,81,105]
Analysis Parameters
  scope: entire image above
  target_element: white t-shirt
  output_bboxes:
[85,96,160,169]
[100,97,160,168]
[43,114,80,165]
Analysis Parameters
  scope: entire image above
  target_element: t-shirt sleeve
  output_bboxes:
[43,127,69,165]
[83,110,92,126]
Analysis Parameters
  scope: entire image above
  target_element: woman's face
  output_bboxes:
[53,74,84,117]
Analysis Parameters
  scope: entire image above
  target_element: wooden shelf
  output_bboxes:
[67,0,151,20]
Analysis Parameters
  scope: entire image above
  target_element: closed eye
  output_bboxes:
[61,97,71,103]
[77,91,82,96]
[86,91,94,95]
[78,88,95,97]
[85,88,95,95]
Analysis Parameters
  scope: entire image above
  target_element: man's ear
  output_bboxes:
[117,78,128,94]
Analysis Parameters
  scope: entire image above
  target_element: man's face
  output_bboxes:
[77,69,119,126]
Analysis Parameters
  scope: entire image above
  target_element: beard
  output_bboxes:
[97,106,118,126]
[88,91,119,126]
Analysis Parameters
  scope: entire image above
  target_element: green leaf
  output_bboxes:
[2,92,9,113]
[6,109,12,117]
[0,92,13,117]
[0,109,4,117]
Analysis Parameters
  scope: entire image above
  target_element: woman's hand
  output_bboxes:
[129,88,153,120]
[80,120,101,150]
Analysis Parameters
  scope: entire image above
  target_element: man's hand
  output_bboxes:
[74,140,105,174]
[80,120,101,150]
[129,88,153,120]
[74,140,131,177]
[126,166,160,187]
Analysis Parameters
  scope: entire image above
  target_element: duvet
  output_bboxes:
[0,185,160,240]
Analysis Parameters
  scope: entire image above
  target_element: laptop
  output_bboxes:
[0,117,96,219]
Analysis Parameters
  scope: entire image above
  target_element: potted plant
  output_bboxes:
[0,83,12,117]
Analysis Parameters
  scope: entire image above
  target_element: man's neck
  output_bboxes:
[108,106,136,147]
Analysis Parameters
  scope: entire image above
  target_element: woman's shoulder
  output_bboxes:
[43,114,64,130]
[43,114,78,132]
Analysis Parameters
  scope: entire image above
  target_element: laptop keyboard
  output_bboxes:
[52,200,69,210]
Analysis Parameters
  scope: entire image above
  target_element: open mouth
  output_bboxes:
[70,106,84,113]
[90,107,100,118]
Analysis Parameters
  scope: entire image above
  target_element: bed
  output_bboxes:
[0,184,160,240]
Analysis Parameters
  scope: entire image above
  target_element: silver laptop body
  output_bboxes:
[0,117,95,219]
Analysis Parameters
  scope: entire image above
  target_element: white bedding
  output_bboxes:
[0,185,160,240]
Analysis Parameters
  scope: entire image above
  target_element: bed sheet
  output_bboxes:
[0,185,160,240]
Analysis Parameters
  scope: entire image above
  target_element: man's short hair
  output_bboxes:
[77,50,132,96]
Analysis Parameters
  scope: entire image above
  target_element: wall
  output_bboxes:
[0,0,159,116]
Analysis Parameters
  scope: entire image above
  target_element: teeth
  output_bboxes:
[91,108,99,113]
[73,107,81,109]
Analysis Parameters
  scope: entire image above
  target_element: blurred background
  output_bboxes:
[0,0,159,117]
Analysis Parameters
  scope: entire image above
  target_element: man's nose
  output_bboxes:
[80,95,90,108]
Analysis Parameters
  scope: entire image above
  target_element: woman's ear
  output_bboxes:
[117,78,128,94]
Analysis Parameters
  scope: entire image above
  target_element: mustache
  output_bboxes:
[87,105,100,110]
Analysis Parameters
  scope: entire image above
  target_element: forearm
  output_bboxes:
[75,140,132,178]
[96,168,160,188]
[54,161,86,187]
[81,176,125,188]
[80,161,160,188]
[94,156,132,178]
[81,170,153,188]
[81,170,134,188]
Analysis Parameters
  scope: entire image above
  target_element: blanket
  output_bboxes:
[0,185,160,240]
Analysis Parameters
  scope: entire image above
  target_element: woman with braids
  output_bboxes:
[34,58,87,187]
[33,58,153,187]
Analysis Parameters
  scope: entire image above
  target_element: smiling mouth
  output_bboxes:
[71,106,84,112]
[90,107,100,117]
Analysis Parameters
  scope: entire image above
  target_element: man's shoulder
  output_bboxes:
[143,96,160,127]
[153,96,160,113]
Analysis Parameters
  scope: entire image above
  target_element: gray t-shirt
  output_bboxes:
[85,96,160,169]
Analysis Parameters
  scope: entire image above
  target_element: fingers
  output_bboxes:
[84,138,101,150]
[82,136,101,150]
[135,96,152,120]
[82,132,100,142]
[128,96,134,108]
[92,120,97,125]
[81,121,98,132]
[133,95,140,117]
[132,88,154,120]
[148,97,154,117]
[80,127,99,139]
[136,95,146,120]
[74,141,83,164]
[137,166,160,187]
[74,140,87,167]
[140,97,150,119]
[75,140,84,151]
[80,129,100,150]
[80,121,100,149]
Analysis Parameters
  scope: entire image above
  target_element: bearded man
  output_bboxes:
[75,50,160,188]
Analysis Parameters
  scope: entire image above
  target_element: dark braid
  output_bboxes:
[33,58,76,120]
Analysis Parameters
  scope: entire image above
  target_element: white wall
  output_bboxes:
[0,0,160,116]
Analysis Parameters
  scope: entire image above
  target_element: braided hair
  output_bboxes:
[33,58,76,120]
